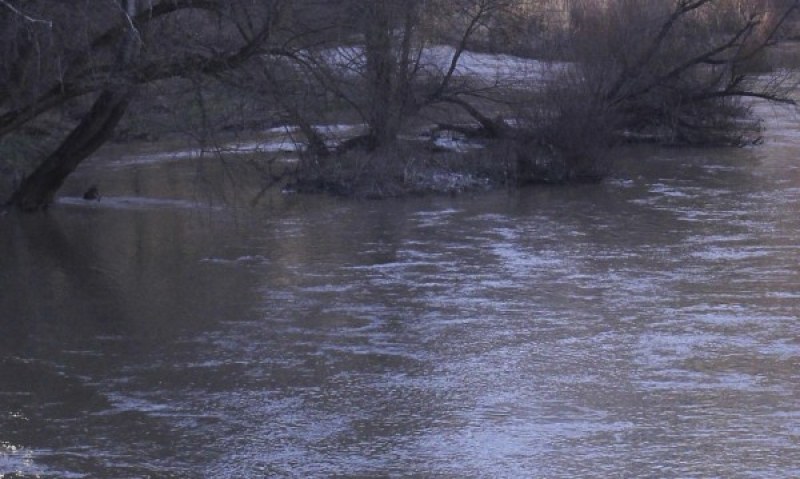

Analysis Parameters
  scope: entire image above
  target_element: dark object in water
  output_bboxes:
[83,185,100,201]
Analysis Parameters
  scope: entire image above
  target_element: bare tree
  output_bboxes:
[5,0,795,208]
[2,0,286,211]
[576,0,800,142]
[510,0,800,183]
[277,0,511,151]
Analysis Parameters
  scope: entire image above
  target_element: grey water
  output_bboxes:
[2,105,800,478]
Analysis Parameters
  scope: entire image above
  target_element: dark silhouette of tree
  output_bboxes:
[1,0,285,211]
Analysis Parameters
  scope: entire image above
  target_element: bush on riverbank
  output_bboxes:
[287,128,617,199]
[559,0,795,146]
[289,142,501,198]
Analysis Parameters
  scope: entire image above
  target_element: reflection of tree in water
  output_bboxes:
[0,209,269,476]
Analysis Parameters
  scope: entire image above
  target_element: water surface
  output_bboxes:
[1,105,800,478]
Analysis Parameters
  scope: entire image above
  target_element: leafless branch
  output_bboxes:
[0,0,52,27]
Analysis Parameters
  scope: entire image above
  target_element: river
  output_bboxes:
[1,102,800,478]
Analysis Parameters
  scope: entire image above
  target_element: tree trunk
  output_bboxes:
[7,0,140,212]
[363,1,398,149]
[8,89,132,211]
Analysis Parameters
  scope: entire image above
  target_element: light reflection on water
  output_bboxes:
[2,107,800,477]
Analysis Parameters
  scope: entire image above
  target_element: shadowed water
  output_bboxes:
[2,105,800,478]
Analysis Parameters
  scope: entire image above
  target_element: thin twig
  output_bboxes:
[0,0,52,27]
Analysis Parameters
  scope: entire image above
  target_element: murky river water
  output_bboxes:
[2,103,800,478]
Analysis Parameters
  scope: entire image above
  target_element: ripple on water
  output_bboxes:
[7,108,800,477]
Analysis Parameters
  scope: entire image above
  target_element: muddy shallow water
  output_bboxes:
[1,103,800,478]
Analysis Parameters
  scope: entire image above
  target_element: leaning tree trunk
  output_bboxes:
[8,0,140,212]
[8,90,132,211]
